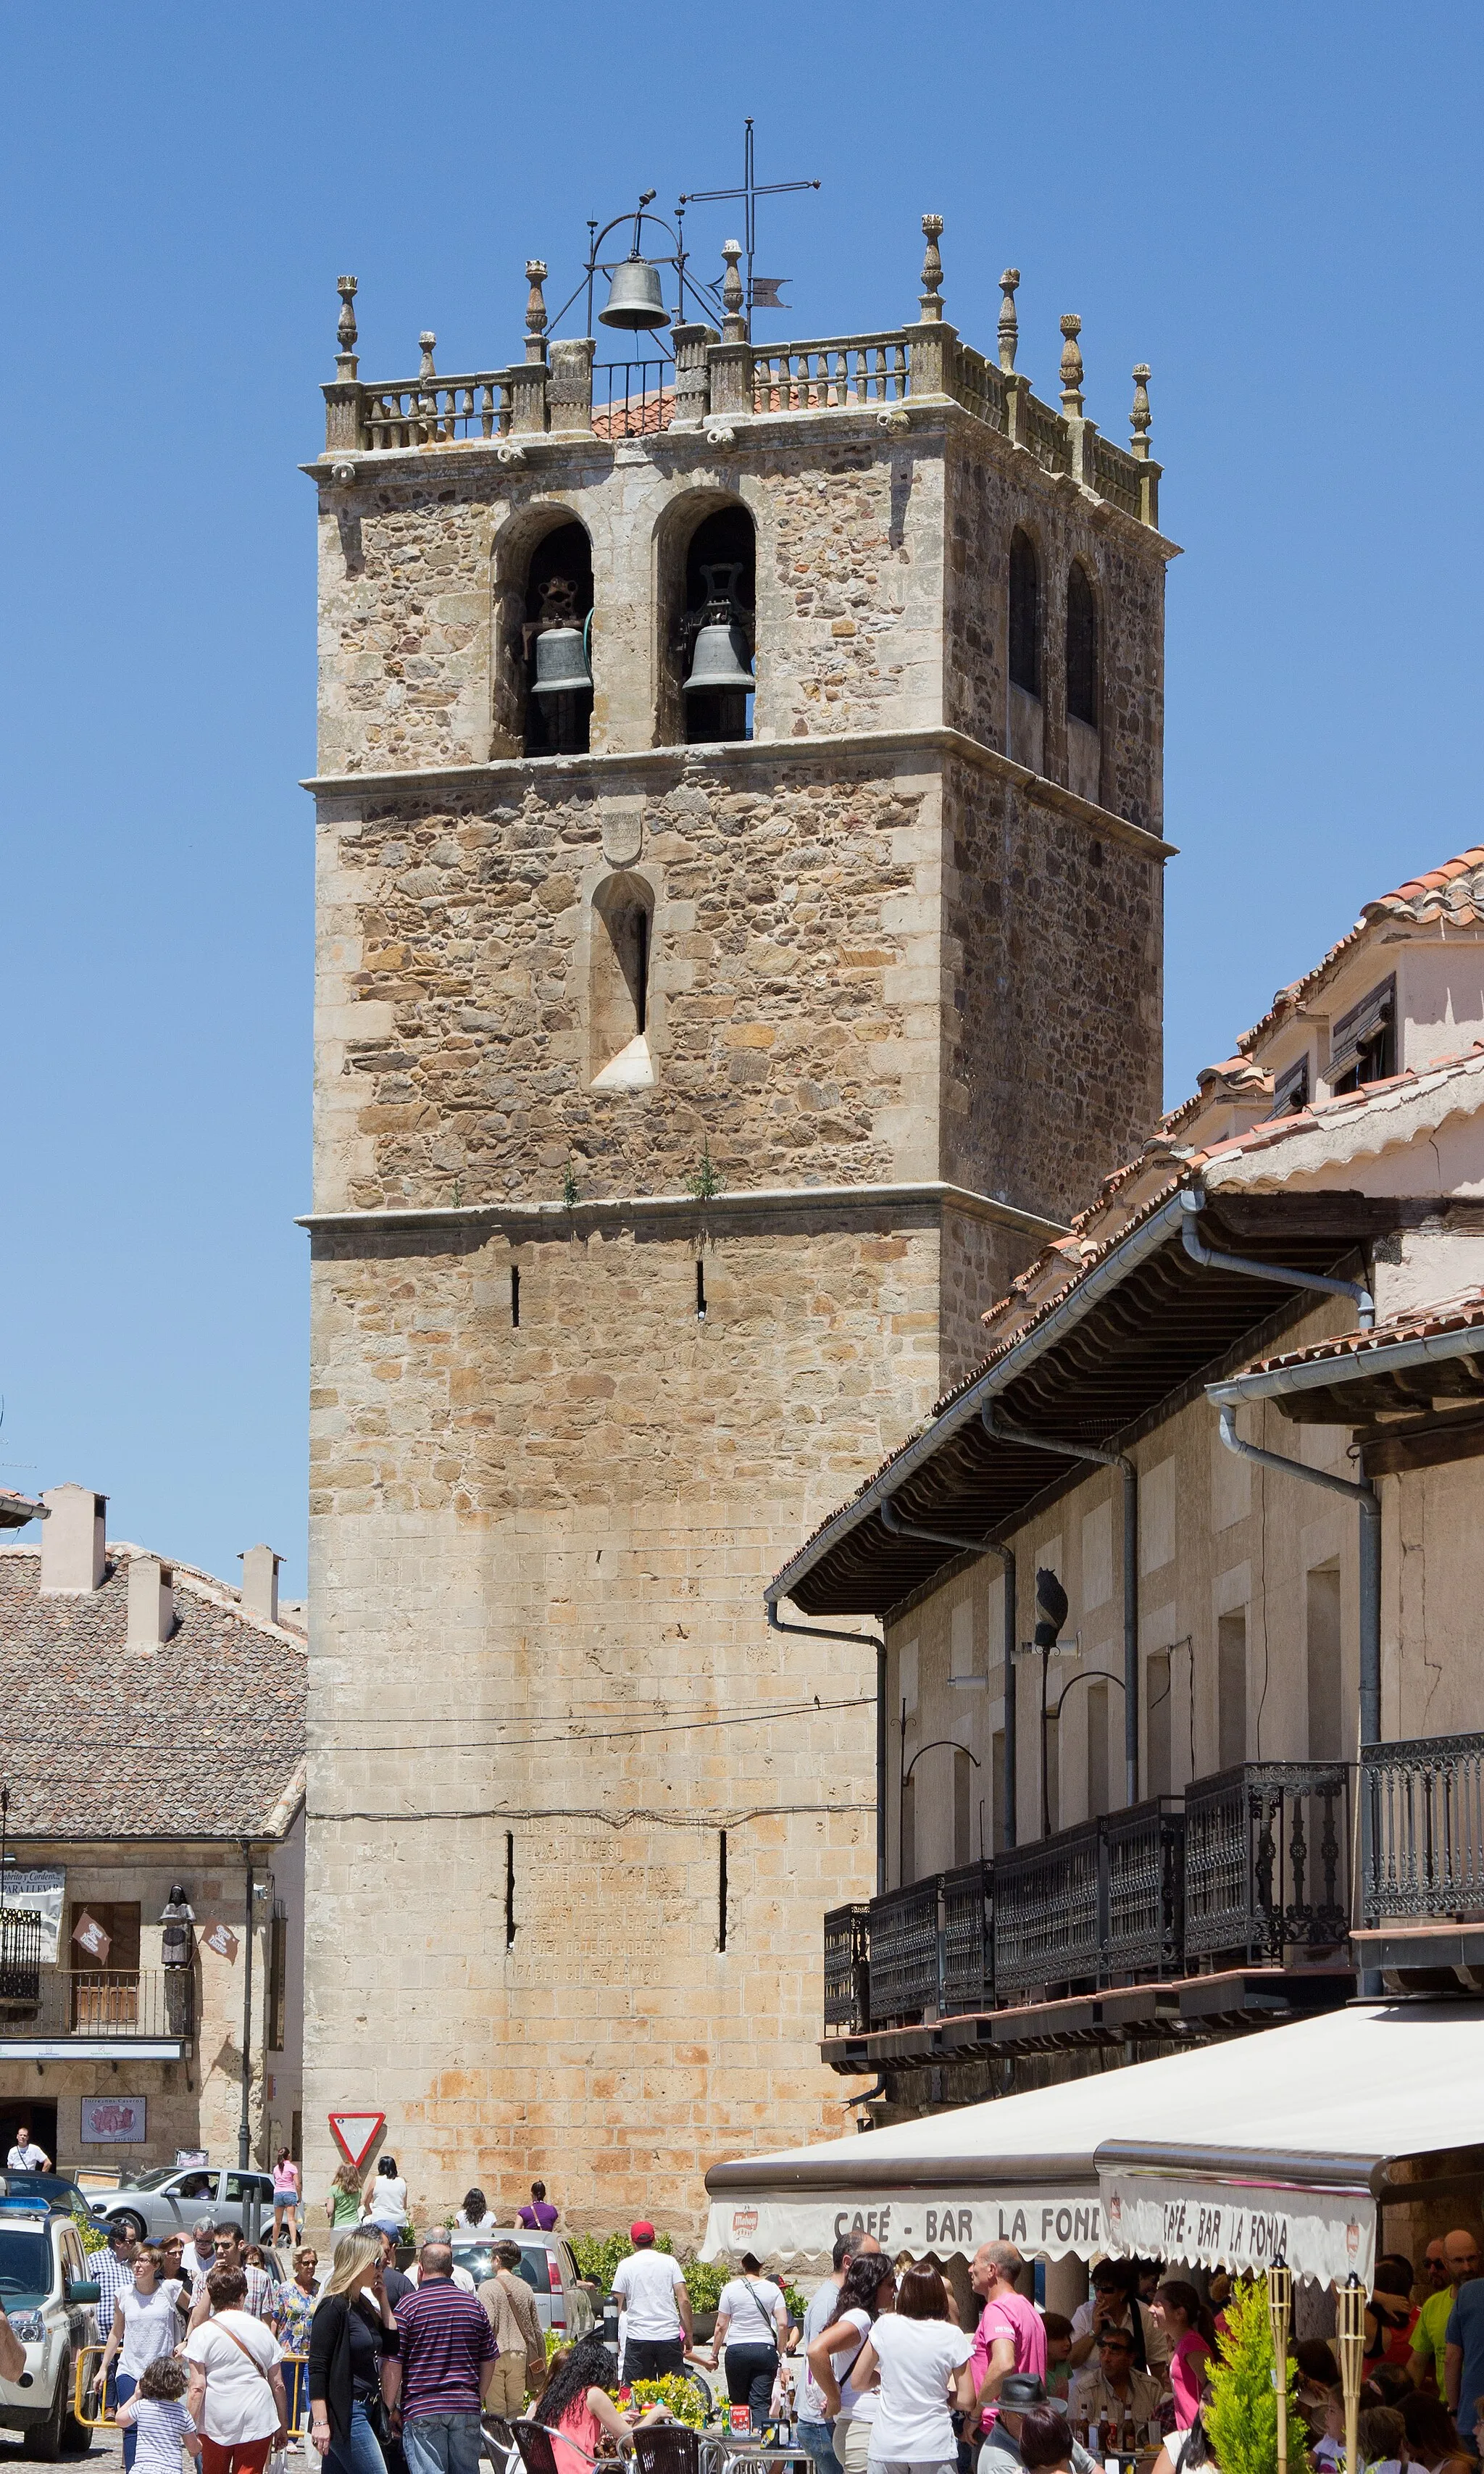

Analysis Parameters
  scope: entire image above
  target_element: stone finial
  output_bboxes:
[920,213,945,323]
[335,275,359,381]
[720,238,747,341]
[418,332,437,381]
[1130,362,1152,459]
[525,259,549,363]
[998,269,1020,374]
[1059,314,1084,418]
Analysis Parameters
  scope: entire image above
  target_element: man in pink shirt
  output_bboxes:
[970,2243,1047,2433]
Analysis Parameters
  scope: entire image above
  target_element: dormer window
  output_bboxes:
[1328,978,1396,1094]
[1272,1054,1310,1115]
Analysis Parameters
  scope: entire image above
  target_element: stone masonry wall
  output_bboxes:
[943,426,1168,838]
[307,1206,958,2231]
[941,755,1164,1220]
[314,751,943,1212]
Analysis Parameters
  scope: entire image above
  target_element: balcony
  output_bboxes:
[1356,1733,1484,1983]
[822,1762,1356,2061]
[0,1969,195,2058]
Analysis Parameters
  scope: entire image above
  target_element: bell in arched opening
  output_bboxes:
[599,254,670,332]
[530,624,593,699]
[681,558,754,743]
[521,531,594,757]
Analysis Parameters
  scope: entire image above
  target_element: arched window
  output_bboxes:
[1008,529,1041,699]
[1066,562,1097,726]
[522,521,593,756]
[667,505,756,748]
[589,872,655,1091]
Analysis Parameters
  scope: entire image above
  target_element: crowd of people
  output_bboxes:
[54,2176,1484,2474]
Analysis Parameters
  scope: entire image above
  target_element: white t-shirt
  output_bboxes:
[7,2146,44,2170]
[452,2212,497,2232]
[185,2310,283,2444]
[367,2176,408,2222]
[612,2247,686,2339]
[835,2305,878,2422]
[117,2281,186,2378]
[720,2276,785,2348]
[864,2315,973,2463]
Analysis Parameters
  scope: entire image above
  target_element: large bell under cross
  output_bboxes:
[599,253,670,332]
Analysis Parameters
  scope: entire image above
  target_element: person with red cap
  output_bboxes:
[612,2223,693,2386]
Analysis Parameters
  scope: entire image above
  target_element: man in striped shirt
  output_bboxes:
[395,2241,498,2474]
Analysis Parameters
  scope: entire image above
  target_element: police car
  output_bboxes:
[0,2190,99,2457]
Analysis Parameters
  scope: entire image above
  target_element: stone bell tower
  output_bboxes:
[302,217,1177,2226]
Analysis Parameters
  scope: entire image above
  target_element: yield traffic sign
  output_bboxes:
[327,2111,386,2171]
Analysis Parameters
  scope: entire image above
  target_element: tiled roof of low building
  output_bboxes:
[1241,1288,1484,1379]
[1236,846,1484,1054]
[0,1547,306,1841]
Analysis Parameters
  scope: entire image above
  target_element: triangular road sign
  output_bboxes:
[328,2110,386,2172]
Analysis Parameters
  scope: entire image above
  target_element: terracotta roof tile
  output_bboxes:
[1237,846,1484,1054]
[1241,1287,1484,1378]
[0,1549,306,1841]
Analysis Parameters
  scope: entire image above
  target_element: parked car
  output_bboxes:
[443,2233,594,2342]
[0,2196,99,2457]
[92,2163,278,2241]
[1,2173,103,2233]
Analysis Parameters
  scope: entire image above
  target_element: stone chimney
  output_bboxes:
[127,1554,175,1650]
[39,1483,106,1594]
[240,1544,282,1626]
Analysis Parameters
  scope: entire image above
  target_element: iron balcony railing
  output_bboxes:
[1363,1732,1484,1924]
[1184,1762,1349,1965]
[822,1762,1353,2038]
[0,1970,196,2041]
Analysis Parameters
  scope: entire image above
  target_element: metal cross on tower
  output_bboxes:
[680,119,820,316]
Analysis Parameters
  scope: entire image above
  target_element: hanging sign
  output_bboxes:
[1,1870,64,1964]
[328,2112,387,2173]
[82,2097,146,2145]
[71,1909,112,1963]
[701,2186,1103,2271]
[202,1922,239,1961]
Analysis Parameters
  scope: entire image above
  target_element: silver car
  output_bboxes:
[92,2162,278,2241]
[446,2231,594,2342]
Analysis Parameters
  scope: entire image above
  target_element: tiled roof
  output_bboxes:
[591,388,675,441]
[1237,846,1484,1054]
[0,1548,306,1841]
[1241,1287,1484,1380]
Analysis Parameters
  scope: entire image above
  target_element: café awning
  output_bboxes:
[703,2002,1484,2277]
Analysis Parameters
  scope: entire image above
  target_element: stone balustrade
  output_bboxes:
[321,216,1163,527]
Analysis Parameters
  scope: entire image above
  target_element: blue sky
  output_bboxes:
[1,2,1478,1592]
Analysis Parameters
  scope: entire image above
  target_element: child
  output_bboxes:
[114,2355,200,2474]
[1314,2384,1347,2467]
[1043,2313,1074,2401]
[1355,2404,1406,2474]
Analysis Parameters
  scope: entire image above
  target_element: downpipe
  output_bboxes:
[879,1499,1017,1850]
[1180,1188,1375,1329]
[1216,1404,1382,1994]
[982,1407,1139,1813]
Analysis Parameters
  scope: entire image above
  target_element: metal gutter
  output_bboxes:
[767,1185,1195,1612]
[1208,1319,1484,1407]
[766,1604,886,1891]
[706,2148,1101,2196]
[299,1178,1068,1248]
[1093,2139,1377,2194]
[1179,1191,1375,1328]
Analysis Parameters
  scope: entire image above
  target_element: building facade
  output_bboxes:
[302,221,1176,2226]
[0,1485,305,2173]
[774,849,1484,2131]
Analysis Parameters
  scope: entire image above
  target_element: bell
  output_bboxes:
[599,254,670,332]
[530,626,593,696]
[683,618,754,696]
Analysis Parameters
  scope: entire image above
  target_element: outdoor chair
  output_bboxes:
[632,2428,702,2474]
[511,2422,599,2474]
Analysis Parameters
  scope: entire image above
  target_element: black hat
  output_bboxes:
[999,2375,1047,2408]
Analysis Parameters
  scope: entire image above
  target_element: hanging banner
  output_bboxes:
[1099,2168,1375,2285]
[71,1909,112,1964]
[202,1922,239,1961]
[0,1871,64,1965]
[701,2186,1103,2271]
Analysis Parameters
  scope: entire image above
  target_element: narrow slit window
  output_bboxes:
[635,912,649,1035]
[717,1830,728,1951]
[510,1266,520,1328]
[696,1259,706,1320]
[504,1831,516,1947]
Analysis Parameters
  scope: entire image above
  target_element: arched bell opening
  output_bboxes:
[491,509,596,759]
[655,499,756,748]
